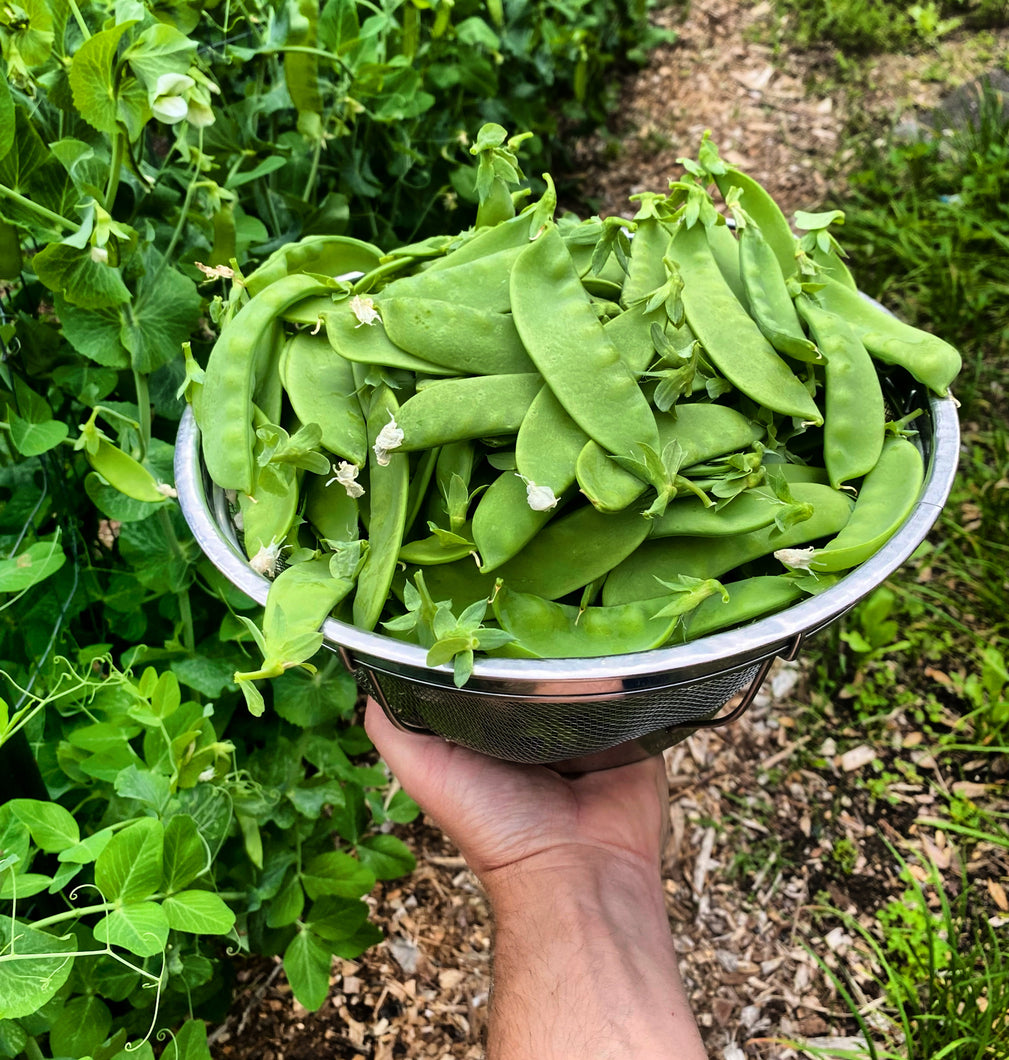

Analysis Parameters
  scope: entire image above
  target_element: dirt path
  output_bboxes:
[209,5,1007,1058]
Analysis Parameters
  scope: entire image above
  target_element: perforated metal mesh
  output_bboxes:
[352,661,760,764]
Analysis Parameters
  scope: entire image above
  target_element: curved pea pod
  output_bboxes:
[303,470,359,543]
[713,166,799,279]
[238,462,300,562]
[679,575,806,640]
[399,525,477,566]
[394,373,542,451]
[576,403,766,512]
[765,462,830,485]
[777,436,924,573]
[810,244,857,291]
[603,302,670,375]
[234,552,363,715]
[511,227,660,457]
[472,471,562,573]
[621,214,672,309]
[796,294,884,489]
[649,487,791,539]
[245,234,384,296]
[603,481,854,604]
[324,299,453,376]
[490,582,725,659]
[424,211,542,272]
[79,423,173,505]
[278,331,368,465]
[496,503,651,600]
[381,244,523,313]
[515,384,588,493]
[738,219,821,363]
[669,221,822,424]
[814,277,961,396]
[201,273,337,493]
[705,221,747,306]
[353,387,410,631]
[378,296,536,375]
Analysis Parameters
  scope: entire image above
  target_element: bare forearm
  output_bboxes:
[483,851,708,1060]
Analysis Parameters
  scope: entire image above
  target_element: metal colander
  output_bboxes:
[175,377,959,772]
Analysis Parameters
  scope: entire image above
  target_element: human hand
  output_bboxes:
[364,697,669,887]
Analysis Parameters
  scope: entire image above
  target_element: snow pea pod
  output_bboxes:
[603,481,853,604]
[511,227,660,458]
[424,211,541,272]
[497,503,650,600]
[382,244,523,313]
[796,294,884,489]
[394,373,542,451]
[324,300,453,375]
[245,234,383,296]
[621,200,672,308]
[303,471,359,544]
[353,387,410,631]
[737,217,820,363]
[713,166,799,278]
[780,436,924,573]
[472,385,587,572]
[814,277,961,396]
[201,273,336,493]
[278,331,368,465]
[491,583,722,659]
[679,575,805,640]
[238,462,300,563]
[577,403,765,512]
[649,487,792,539]
[603,302,670,375]
[669,221,822,424]
[378,296,536,375]
[705,220,747,306]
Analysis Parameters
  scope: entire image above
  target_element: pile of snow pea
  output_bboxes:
[193,138,960,708]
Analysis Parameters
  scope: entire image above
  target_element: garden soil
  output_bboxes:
[208,3,1009,1057]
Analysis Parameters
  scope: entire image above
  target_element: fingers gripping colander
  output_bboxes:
[175,378,958,773]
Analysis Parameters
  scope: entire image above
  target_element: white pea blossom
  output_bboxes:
[249,540,283,578]
[156,482,178,499]
[373,413,404,467]
[90,245,109,264]
[327,460,365,499]
[151,73,196,124]
[350,294,381,327]
[773,546,816,571]
[517,474,559,511]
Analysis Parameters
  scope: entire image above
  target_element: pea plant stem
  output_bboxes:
[303,137,323,203]
[133,369,151,462]
[0,185,76,233]
[65,0,91,38]
[104,131,126,213]
[155,505,196,654]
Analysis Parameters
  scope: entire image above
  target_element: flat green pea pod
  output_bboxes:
[603,302,670,375]
[394,373,542,451]
[245,234,384,296]
[303,470,359,543]
[764,462,830,486]
[775,436,924,574]
[472,385,586,572]
[511,227,660,459]
[577,403,765,513]
[603,481,854,604]
[423,208,547,273]
[238,461,300,566]
[77,416,174,505]
[399,524,477,566]
[353,387,410,631]
[649,486,801,539]
[712,165,799,279]
[814,277,961,396]
[378,296,536,375]
[201,273,338,493]
[234,549,364,716]
[679,575,806,641]
[796,294,884,489]
[733,212,821,363]
[705,221,747,306]
[490,578,727,659]
[497,503,651,600]
[621,197,673,309]
[669,220,822,424]
[324,297,454,376]
[278,331,368,465]
[380,244,524,313]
